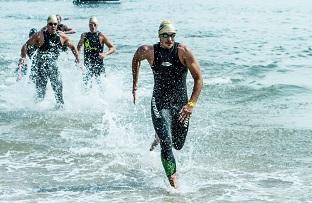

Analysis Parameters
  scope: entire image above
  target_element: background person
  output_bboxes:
[77,16,116,89]
[56,14,76,34]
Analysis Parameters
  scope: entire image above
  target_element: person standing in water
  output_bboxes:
[56,14,76,34]
[131,20,203,188]
[19,15,80,108]
[77,16,116,88]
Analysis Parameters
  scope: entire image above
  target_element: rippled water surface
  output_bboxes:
[0,0,312,202]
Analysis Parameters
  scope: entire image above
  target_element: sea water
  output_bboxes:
[0,0,311,202]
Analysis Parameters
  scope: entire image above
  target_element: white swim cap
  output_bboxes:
[89,16,98,25]
[47,15,58,24]
[158,20,176,35]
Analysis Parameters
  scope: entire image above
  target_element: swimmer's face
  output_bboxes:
[159,32,176,49]
[47,22,58,33]
[89,22,97,33]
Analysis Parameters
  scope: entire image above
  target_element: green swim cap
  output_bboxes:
[158,20,176,35]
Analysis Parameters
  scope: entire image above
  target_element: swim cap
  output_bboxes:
[28,28,37,37]
[89,16,98,25]
[158,20,176,35]
[47,15,58,24]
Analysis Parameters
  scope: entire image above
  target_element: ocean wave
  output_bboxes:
[208,83,309,104]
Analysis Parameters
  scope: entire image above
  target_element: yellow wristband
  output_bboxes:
[187,100,196,108]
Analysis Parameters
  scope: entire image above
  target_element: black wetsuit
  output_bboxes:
[31,31,64,105]
[151,42,190,177]
[83,31,104,85]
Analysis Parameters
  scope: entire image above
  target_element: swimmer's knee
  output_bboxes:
[173,144,183,150]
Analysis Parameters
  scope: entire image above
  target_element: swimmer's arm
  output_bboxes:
[100,33,116,58]
[131,47,142,104]
[63,35,80,63]
[64,30,76,34]
[20,32,41,59]
[62,25,76,34]
[132,45,150,90]
[183,45,203,105]
[131,45,153,104]
[76,33,85,55]
[177,45,203,122]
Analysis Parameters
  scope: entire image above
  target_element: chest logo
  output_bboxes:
[161,62,172,67]
[84,39,98,51]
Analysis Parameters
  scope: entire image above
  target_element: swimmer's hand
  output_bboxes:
[178,103,193,123]
[99,52,107,60]
[17,58,26,81]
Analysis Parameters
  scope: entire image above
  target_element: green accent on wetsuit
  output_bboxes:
[161,156,176,176]
[151,42,189,179]
[84,39,98,51]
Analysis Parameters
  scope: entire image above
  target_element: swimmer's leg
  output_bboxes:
[151,102,177,188]
[49,64,64,106]
[35,66,48,102]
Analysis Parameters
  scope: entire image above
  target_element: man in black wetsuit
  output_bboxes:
[19,15,80,108]
[77,16,116,89]
[132,20,203,188]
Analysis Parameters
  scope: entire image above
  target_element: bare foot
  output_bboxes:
[168,173,177,189]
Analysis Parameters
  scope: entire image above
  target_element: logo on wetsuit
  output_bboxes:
[161,62,172,67]
[84,39,98,51]
[183,116,189,128]
[152,97,161,118]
